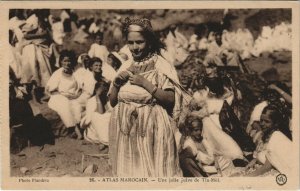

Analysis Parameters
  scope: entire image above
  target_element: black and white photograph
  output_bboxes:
[1,1,299,190]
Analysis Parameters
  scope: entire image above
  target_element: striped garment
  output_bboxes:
[109,68,182,177]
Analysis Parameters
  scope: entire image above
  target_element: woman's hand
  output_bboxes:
[129,75,146,87]
[268,83,292,104]
[190,107,209,118]
[114,71,130,86]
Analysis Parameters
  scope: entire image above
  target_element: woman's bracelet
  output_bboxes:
[150,86,158,96]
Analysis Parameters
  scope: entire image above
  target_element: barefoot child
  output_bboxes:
[179,115,215,177]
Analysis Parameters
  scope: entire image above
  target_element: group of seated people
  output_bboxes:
[176,55,293,177]
[45,45,125,151]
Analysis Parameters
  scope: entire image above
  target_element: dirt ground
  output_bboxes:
[10,101,112,177]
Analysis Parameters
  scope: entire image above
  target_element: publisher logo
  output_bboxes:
[276,174,287,186]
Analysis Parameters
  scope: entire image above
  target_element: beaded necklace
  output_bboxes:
[130,54,158,74]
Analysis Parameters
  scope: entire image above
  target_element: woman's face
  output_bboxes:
[260,110,274,132]
[190,120,203,142]
[61,56,73,73]
[127,31,147,61]
[91,61,102,74]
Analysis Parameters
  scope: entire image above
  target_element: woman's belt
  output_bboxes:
[117,98,157,137]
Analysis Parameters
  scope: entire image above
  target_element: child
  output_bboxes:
[179,115,214,177]
[80,81,110,150]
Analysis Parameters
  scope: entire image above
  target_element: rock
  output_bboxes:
[20,167,29,174]
[83,164,98,175]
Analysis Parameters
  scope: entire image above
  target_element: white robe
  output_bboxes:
[88,43,109,63]
[256,131,294,176]
[266,131,293,175]
[164,29,189,66]
[193,89,244,160]
[81,96,111,145]
[74,68,96,107]
[47,68,82,127]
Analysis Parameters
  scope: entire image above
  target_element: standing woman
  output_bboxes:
[109,17,189,177]
[21,9,55,89]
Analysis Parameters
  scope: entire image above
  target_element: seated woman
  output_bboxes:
[242,105,293,176]
[75,57,108,112]
[80,81,110,150]
[246,86,292,146]
[192,56,254,160]
[46,50,83,139]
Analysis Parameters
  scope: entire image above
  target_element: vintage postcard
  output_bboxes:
[0,1,299,190]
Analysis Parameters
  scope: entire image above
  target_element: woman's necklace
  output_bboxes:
[131,53,157,74]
